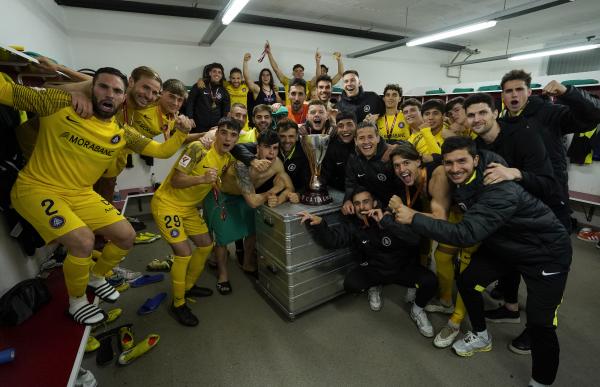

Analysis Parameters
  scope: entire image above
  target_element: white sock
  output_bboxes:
[68,295,89,314]
[87,272,106,288]
[476,329,489,340]
[412,302,424,315]
[528,378,549,387]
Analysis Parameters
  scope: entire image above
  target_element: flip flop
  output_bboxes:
[96,336,115,366]
[216,281,232,295]
[137,292,167,315]
[119,326,135,351]
[130,274,164,288]
[118,334,160,366]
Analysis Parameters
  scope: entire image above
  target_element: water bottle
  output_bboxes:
[113,184,122,201]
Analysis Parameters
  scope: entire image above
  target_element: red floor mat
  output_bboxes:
[0,269,86,387]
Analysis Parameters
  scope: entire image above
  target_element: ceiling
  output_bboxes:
[58,0,600,57]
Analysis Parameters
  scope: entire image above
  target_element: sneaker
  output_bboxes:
[368,286,382,311]
[404,288,417,303]
[134,232,161,244]
[424,299,455,314]
[185,285,213,298]
[410,306,434,337]
[452,331,492,357]
[485,306,520,323]
[169,303,199,326]
[113,266,142,281]
[508,329,531,355]
[577,229,600,242]
[433,325,460,348]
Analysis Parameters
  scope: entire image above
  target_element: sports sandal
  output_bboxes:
[70,303,107,326]
[96,336,115,366]
[88,281,120,303]
[119,326,135,351]
[137,292,167,315]
[577,229,600,242]
[216,281,232,295]
[130,274,164,288]
[118,334,160,365]
[146,257,174,272]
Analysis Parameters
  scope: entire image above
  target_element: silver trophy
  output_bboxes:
[299,133,332,205]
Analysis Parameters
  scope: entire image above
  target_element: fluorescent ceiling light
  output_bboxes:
[509,44,600,60]
[407,21,497,47]
[222,0,250,25]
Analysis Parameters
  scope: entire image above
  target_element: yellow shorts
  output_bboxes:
[10,180,125,243]
[151,197,208,244]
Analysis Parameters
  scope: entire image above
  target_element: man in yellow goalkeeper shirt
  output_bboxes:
[0,67,191,325]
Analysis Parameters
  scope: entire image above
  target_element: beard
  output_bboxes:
[92,94,118,119]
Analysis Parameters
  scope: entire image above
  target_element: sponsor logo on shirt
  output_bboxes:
[377,173,387,181]
[59,131,115,156]
[287,163,296,172]
[170,229,180,238]
[179,155,192,167]
[363,105,371,113]
[458,202,468,211]
[381,236,392,247]
[49,215,65,229]
[357,173,366,177]
[66,115,80,124]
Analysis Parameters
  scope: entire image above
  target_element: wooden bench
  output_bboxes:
[569,190,600,221]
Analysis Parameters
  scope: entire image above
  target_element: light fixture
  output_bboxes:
[222,0,250,25]
[407,21,497,47]
[509,44,600,60]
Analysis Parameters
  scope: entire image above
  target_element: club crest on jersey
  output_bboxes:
[377,173,387,181]
[381,236,392,247]
[170,229,180,238]
[242,88,247,92]
[363,105,371,113]
[399,122,405,128]
[111,135,121,144]
[179,155,192,167]
[287,163,296,172]
[49,215,65,229]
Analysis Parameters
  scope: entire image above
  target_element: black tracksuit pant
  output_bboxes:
[457,249,568,385]
[344,263,437,308]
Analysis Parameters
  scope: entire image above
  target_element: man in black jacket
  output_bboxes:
[185,63,230,133]
[322,111,357,191]
[336,70,384,122]
[393,137,571,387]
[490,70,600,354]
[343,122,396,215]
[299,187,437,337]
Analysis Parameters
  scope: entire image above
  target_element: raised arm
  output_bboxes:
[265,41,288,84]
[331,52,344,85]
[243,53,260,97]
[125,116,193,158]
[35,57,93,83]
[169,142,217,188]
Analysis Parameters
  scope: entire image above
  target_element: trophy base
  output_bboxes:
[301,190,333,206]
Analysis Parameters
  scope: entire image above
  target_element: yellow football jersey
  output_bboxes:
[224,81,250,109]
[376,112,409,142]
[408,126,444,156]
[0,81,185,190]
[281,77,312,100]
[109,103,175,177]
[153,142,234,208]
[238,127,257,144]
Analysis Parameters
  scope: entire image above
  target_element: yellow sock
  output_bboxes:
[434,243,457,304]
[171,255,191,307]
[92,242,129,277]
[185,245,213,291]
[63,253,92,297]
